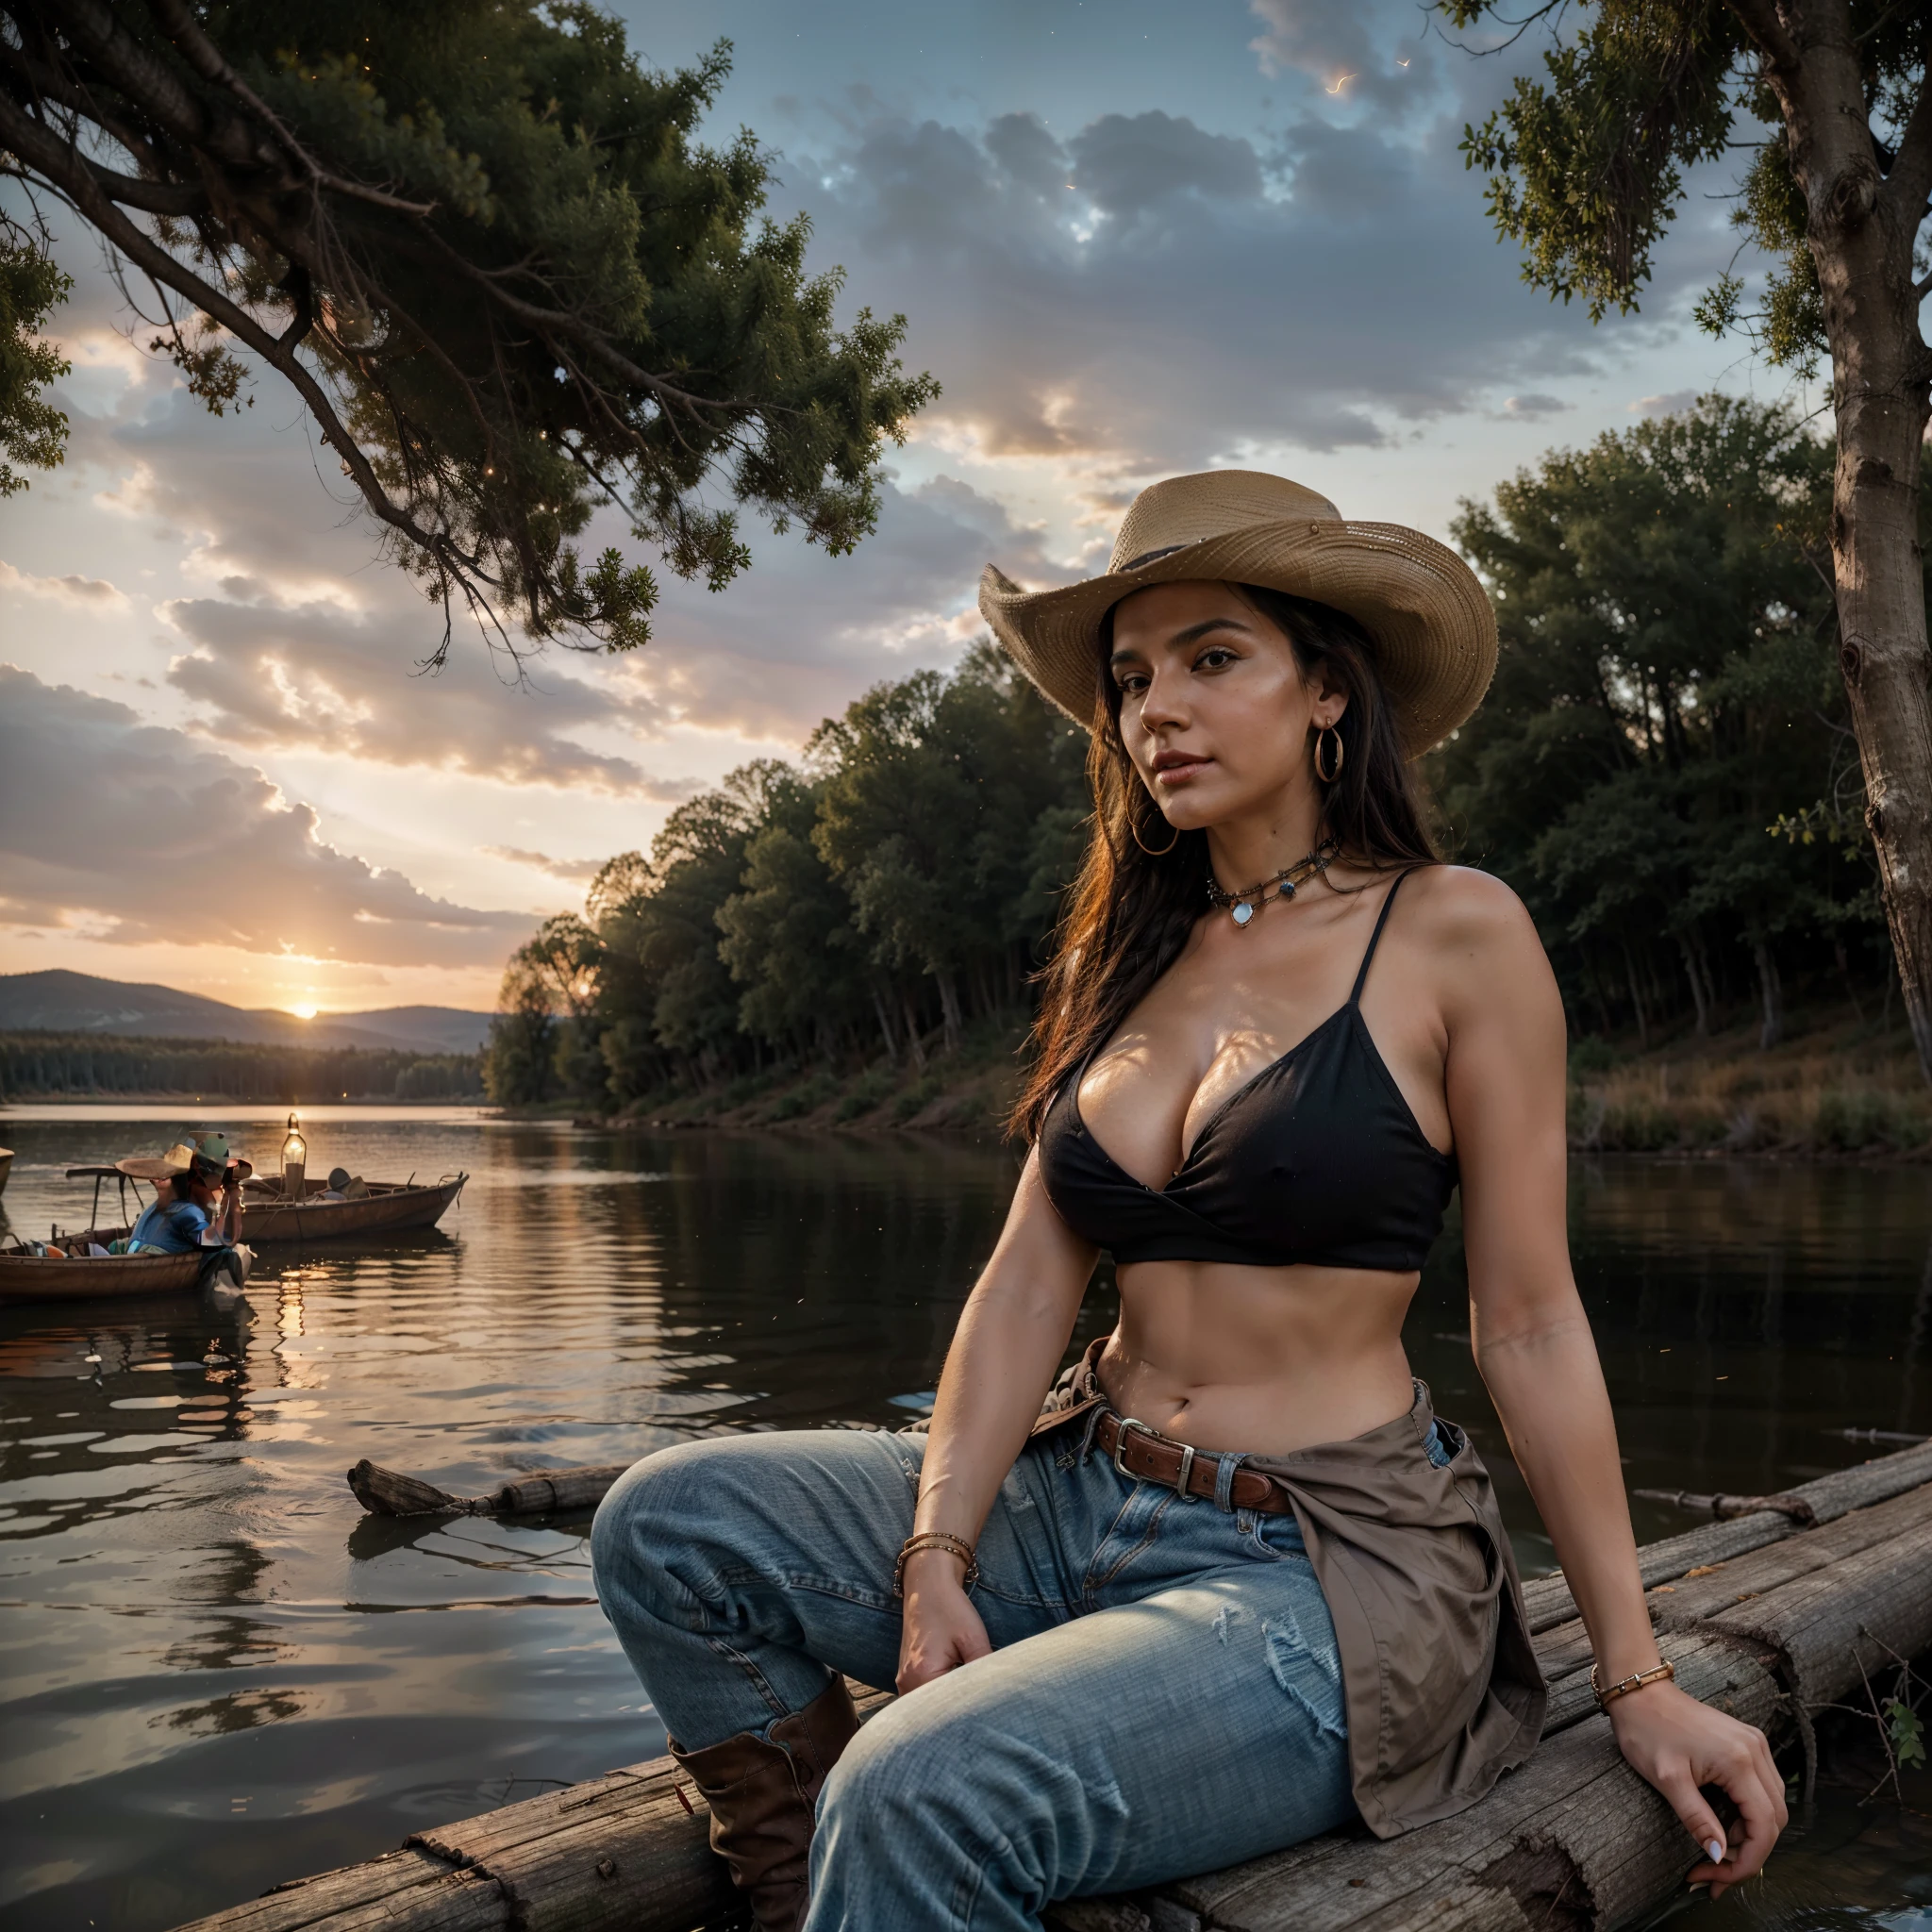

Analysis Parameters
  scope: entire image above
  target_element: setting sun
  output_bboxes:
[290,1002,318,1020]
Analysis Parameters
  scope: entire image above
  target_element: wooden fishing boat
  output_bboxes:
[1,1166,261,1304]
[235,1171,466,1241]
[0,1233,251,1303]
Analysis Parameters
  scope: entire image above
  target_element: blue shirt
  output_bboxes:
[129,1199,213,1254]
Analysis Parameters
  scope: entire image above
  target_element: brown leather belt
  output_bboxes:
[1092,1407,1296,1515]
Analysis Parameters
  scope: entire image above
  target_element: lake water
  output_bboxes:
[1,1109,1927,1931]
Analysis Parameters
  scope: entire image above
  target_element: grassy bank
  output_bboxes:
[1570,998,1929,1158]
[576,993,1930,1159]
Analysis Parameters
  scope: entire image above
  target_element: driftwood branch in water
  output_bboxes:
[346,1458,632,1517]
[346,1424,912,1519]
[1631,1486,1818,1525]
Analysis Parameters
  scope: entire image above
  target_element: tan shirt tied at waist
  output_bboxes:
[1029,1339,1547,1837]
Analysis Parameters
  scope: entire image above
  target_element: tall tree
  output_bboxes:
[809,671,1001,1055]
[1436,396,1874,1046]
[0,2,936,658]
[715,769,874,1061]
[1441,0,1931,1078]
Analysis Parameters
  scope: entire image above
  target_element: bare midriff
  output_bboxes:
[1095,1257,1422,1457]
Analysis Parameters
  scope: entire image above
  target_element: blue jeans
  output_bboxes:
[591,1422,1379,1930]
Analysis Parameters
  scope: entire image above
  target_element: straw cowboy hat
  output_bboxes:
[978,470,1497,758]
[118,1132,253,1184]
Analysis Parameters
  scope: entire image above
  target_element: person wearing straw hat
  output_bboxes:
[122,1133,249,1254]
[591,472,1785,1930]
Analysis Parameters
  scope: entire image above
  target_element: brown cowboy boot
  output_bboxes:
[668,1676,859,1932]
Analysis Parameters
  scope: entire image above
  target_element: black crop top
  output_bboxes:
[1039,870,1457,1271]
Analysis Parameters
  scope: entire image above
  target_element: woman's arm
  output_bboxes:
[1437,871,1787,1901]
[897,1146,1096,1694]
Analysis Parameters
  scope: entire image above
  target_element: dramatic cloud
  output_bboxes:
[481,846,606,882]
[1500,394,1572,420]
[0,559,130,608]
[607,470,1085,736]
[1070,112,1264,218]
[0,667,531,968]
[796,95,1611,468]
[162,590,696,796]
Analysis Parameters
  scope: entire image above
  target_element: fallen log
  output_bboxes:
[346,1459,634,1518]
[177,1441,1932,1932]
[1520,1438,1932,1631]
[1629,1486,1816,1525]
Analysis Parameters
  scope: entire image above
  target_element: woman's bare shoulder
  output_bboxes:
[1400,866,1552,996]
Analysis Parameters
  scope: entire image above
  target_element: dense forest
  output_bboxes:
[486,398,1922,1116]
[0,1035,483,1102]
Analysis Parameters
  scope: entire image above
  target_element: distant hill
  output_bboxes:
[0,971,492,1056]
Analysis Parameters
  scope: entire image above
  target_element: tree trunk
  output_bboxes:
[1740,0,1932,1082]
[870,983,899,1064]
[1585,948,1614,1037]
[1620,938,1650,1051]
[1835,937,1865,1023]
[900,991,928,1073]
[1676,935,1709,1037]
[1754,939,1784,1051]
[935,969,964,1056]
[1696,933,1721,1029]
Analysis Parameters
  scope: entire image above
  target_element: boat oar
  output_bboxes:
[346,1458,631,1517]
[1631,1485,1816,1525]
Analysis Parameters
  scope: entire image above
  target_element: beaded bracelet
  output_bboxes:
[1591,1659,1676,1707]
[894,1530,978,1598]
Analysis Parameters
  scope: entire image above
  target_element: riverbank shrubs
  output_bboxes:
[487,398,1924,1137]
[1569,1003,1931,1157]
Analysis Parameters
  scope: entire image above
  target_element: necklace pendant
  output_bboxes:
[1231,901,1255,928]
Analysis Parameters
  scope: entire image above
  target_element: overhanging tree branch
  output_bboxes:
[0,88,473,565]
[141,0,436,218]
[1722,0,1803,75]
[0,1,937,658]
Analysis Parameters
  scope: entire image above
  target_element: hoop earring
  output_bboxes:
[1129,805,1179,856]
[1314,724,1345,785]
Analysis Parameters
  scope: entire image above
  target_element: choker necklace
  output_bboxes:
[1206,839,1337,929]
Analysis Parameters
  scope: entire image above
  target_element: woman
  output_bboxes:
[125,1133,243,1252]
[591,471,1787,1931]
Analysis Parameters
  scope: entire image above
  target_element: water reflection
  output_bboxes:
[0,1115,1927,1929]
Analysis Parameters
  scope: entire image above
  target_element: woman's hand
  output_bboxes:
[1608,1681,1788,1898]
[896,1552,991,1694]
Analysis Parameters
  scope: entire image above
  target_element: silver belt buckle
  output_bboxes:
[1111,1416,1151,1481]
[1111,1416,1197,1499]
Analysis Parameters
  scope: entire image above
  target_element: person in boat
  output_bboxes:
[123,1134,247,1253]
[591,472,1787,1931]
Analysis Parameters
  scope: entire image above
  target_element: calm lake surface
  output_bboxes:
[1,1109,1927,1931]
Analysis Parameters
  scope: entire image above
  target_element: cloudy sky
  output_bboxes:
[0,0,1802,1016]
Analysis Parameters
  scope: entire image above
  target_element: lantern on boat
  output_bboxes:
[281,1113,307,1200]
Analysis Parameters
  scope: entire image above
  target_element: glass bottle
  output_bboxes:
[281,1113,307,1200]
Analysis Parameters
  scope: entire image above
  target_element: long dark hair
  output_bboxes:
[1009,584,1437,1141]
